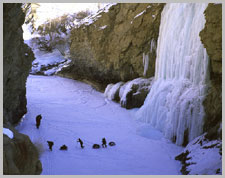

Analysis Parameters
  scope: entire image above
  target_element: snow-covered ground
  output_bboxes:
[16,75,182,175]
[24,39,71,76]
[30,49,70,76]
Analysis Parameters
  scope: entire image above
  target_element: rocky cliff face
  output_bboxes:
[3,3,42,174]
[200,3,222,140]
[58,3,165,91]
[3,3,34,125]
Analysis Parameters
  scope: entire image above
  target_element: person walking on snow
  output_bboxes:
[77,138,84,148]
[36,114,42,129]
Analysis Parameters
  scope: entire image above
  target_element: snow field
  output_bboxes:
[16,75,182,175]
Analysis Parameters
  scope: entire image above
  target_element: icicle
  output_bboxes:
[136,3,209,146]
[104,84,114,99]
[143,53,149,76]
[104,82,124,100]
[150,39,155,53]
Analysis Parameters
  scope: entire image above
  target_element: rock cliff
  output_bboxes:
[200,3,222,140]
[3,3,42,174]
[3,126,42,175]
[58,3,165,91]
[3,3,34,125]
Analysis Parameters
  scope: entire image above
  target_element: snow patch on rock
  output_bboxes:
[99,25,107,30]
[104,77,153,109]
[74,3,117,28]
[134,10,146,19]
[175,134,222,175]
[104,82,124,101]
[3,128,14,139]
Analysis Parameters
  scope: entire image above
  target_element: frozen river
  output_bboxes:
[16,75,182,175]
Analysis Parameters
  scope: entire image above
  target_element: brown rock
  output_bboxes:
[200,3,222,140]
[200,3,222,77]
[58,3,165,89]
[3,127,42,175]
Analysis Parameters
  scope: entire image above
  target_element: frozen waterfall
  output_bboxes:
[136,3,209,146]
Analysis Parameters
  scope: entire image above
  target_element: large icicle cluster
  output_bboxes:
[136,3,209,146]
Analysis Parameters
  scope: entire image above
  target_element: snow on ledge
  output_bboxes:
[99,25,107,30]
[3,128,14,139]
[134,10,146,19]
[74,3,117,28]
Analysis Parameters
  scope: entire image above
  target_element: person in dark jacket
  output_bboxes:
[77,138,84,148]
[102,138,107,148]
[36,114,42,129]
[47,141,54,151]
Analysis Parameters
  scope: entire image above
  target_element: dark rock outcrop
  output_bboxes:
[3,3,34,125]
[119,78,153,109]
[104,77,153,109]
[200,3,222,140]
[58,3,165,91]
[3,127,42,175]
[3,3,42,174]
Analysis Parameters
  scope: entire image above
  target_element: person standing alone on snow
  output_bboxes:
[36,114,42,129]
[47,141,54,151]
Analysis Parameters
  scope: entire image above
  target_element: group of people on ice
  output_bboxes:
[35,114,116,151]
[47,137,116,151]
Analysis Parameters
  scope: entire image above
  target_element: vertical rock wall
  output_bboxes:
[58,3,165,91]
[3,3,42,174]
[200,3,222,140]
[3,3,34,125]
